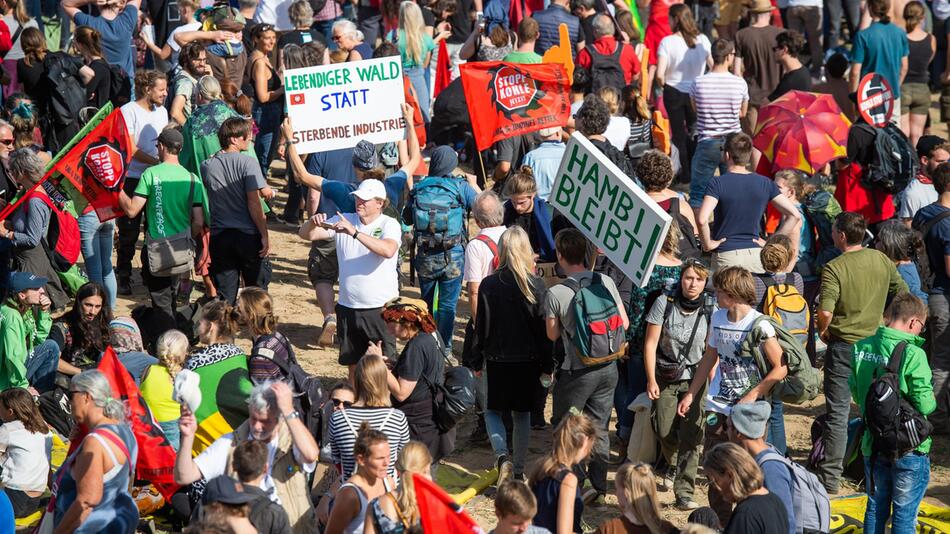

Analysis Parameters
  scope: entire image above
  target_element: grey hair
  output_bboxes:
[332,19,364,42]
[8,148,43,184]
[289,0,314,27]
[0,119,12,134]
[473,190,504,228]
[592,14,615,38]
[197,75,222,101]
[71,370,127,421]
[237,0,258,9]
[247,380,278,414]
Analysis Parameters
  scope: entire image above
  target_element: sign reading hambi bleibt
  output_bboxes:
[284,57,406,154]
[549,133,672,288]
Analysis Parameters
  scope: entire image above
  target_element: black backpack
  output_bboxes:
[108,64,132,108]
[250,332,326,442]
[588,43,625,93]
[864,341,932,471]
[665,199,701,259]
[421,334,476,432]
[855,122,918,196]
[42,52,86,127]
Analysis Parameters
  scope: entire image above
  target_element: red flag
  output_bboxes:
[52,108,133,221]
[460,62,570,151]
[68,347,181,501]
[434,40,452,98]
[414,473,485,534]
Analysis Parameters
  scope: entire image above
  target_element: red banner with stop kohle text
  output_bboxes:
[460,62,570,151]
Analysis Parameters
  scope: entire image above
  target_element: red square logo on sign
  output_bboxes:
[290,93,305,105]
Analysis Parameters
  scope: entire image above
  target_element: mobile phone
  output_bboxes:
[319,221,337,230]
[476,12,485,30]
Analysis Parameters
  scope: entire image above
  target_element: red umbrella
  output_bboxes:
[754,90,852,174]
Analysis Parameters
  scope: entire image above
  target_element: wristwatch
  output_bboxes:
[353,229,361,239]
[284,410,301,421]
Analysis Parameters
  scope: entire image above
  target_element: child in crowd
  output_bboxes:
[595,463,676,534]
[490,481,551,534]
[231,440,292,534]
[0,388,51,518]
[529,412,597,534]
[140,329,190,451]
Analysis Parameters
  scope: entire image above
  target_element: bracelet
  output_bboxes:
[284,410,301,421]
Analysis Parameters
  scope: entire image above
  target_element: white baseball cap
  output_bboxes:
[351,179,387,201]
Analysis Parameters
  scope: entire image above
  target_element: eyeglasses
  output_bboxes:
[331,399,353,408]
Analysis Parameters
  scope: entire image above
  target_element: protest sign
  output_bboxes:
[284,56,406,154]
[548,133,672,287]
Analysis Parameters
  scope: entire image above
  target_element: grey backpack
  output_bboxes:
[758,450,831,534]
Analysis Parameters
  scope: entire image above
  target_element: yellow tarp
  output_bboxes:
[831,495,950,533]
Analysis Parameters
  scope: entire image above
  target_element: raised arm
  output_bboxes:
[281,118,326,190]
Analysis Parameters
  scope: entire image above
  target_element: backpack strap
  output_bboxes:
[917,209,950,238]
[473,234,499,269]
[887,341,909,375]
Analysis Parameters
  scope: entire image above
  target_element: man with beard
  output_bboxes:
[899,135,950,226]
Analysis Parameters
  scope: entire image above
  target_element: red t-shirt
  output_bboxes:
[576,36,641,84]
[836,162,895,224]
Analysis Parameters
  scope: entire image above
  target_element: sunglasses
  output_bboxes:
[331,399,353,408]
[682,258,709,270]
[0,139,13,146]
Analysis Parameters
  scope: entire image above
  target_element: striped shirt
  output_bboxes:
[327,406,410,482]
[689,72,749,140]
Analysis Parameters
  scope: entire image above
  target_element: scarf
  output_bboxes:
[676,286,702,312]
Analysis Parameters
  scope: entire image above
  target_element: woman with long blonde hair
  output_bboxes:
[366,441,432,533]
[596,463,676,533]
[140,329,189,451]
[395,1,434,121]
[470,225,553,487]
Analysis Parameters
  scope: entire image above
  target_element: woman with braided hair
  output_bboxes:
[371,299,451,462]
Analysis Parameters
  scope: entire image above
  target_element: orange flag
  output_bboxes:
[541,23,574,81]
[414,474,485,534]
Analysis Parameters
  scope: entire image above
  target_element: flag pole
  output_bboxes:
[0,103,115,222]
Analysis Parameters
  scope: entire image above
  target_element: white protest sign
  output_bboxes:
[284,56,406,154]
[548,132,672,288]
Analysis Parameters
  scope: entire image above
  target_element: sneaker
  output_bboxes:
[675,497,700,511]
[317,315,337,347]
[496,455,513,487]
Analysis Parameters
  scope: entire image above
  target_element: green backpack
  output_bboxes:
[562,273,627,366]
[736,315,821,404]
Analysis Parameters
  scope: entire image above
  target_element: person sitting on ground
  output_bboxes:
[0,271,60,393]
[196,475,258,534]
[324,424,395,534]
[140,329,190,451]
[49,282,112,375]
[365,441,431,533]
[489,480,551,534]
[237,287,299,384]
[529,412,597,534]
[702,442,789,533]
[175,380,319,534]
[595,463,677,534]
[231,440,293,534]
[108,317,158,385]
[0,387,51,518]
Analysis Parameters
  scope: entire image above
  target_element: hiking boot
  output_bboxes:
[117,276,132,296]
[675,497,700,511]
[317,315,337,347]
[496,455,513,487]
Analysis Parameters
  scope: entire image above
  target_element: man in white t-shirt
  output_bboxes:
[300,179,401,379]
[688,38,749,211]
[118,70,169,295]
[175,381,318,534]
[676,266,787,525]
[254,0,293,30]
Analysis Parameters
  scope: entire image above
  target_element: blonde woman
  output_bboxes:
[326,354,410,482]
[470,226,552,484]
[595,463,676,533]
[395,1,434,121]
[702,443,789,533]
[140,329,189,451]
[598,86,632,151]
[365,441,432,533]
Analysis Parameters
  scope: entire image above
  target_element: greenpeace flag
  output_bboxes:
[67,347,181,501]
[52,107,133,221]
[460,62,570,151]
[414,473,485,534]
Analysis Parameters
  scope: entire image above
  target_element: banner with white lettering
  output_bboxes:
[284,57,406,154]
[549,133,672,288]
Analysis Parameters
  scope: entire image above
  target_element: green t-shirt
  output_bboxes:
[397,30,435,68]
[818,248,908,343]
[504,51,543,64]
[134,162,207,240]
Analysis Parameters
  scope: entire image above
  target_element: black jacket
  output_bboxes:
[469,268,553,372]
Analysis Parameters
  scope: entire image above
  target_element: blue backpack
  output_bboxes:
[404,177,467,249]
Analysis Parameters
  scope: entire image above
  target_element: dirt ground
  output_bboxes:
[110,150,950,532]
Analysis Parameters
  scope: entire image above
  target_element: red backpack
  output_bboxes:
[473,234,499,270]
[27,191,81,271]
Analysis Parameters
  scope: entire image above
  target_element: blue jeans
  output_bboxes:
[485,409,530,475]
[405,66,430,122]
[416,247,464,352]
[26,340,60,393]
[688,136,728,208]
[614,356,646,441]
[159,419,181,452]
[766,395,787,455]
[864,453,930,534]
[116,350,158,385]
[78,212,116,309]
[252,101,282,177]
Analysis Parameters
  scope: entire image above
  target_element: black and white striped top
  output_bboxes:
[327,406,410,482]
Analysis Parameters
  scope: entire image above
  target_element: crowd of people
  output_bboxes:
[0,0,945,531]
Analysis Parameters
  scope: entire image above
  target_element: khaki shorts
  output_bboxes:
[901,83,929,116]
[711,247,764,273]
